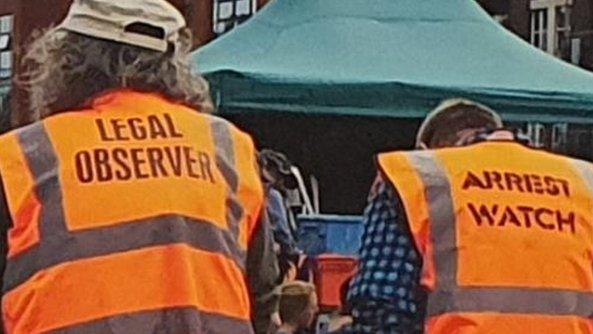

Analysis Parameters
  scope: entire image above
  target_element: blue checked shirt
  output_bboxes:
[345,174,425,334]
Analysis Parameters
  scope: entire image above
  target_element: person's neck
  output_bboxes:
[486,129,514,141]
[277,323,299,333]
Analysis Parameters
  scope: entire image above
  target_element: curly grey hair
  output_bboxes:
[18,27,213,126]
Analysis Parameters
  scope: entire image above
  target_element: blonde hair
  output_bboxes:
[278,281,317,325]
[17,28,213,126]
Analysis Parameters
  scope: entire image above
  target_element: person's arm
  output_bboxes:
[267,189,299,256]
[266,189,303,280]
[0,174,11,334]
[247,206,282,334]
[346,173,424,334]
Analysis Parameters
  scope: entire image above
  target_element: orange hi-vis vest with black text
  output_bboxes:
[378,141,593,333]
[0,91,264,333]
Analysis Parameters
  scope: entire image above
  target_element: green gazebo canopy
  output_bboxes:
[194,0,593,123]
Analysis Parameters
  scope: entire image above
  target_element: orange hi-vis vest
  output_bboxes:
[378,141,593,333]
[0,91,264,333]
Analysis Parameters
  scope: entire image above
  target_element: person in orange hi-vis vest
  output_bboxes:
[346,98,593,334]
[0,1,281,333]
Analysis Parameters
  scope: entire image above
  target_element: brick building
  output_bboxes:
[475,0,593,157]
[0,0,269,130]
[479,0,593,70]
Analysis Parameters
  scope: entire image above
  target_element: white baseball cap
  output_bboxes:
[59,0,186,52]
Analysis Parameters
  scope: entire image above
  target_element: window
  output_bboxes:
[570,38,581,64]
[520,122,547,148]
[0,14,12,80]
[530,9,548,51]
[213,0,257,36]
[529,0,572,58]
[0,91,9,133]
[551,123,568,151]
[555,6,571,59]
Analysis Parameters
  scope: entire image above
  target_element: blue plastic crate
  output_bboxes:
[297,215,364,256]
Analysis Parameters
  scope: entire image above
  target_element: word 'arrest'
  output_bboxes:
[462,170,570,198]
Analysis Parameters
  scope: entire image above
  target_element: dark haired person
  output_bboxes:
[259,149,303,280]
[347,99,593,333]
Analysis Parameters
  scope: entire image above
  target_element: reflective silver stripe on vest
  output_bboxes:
[3,214,247,292]
[210,118,244,247]
[404,150,593,318]
[407,151,457,291]
[17,122,68,237]
[3,120,248,293]
[572,159,593,196]
[429,286,593,318]
[51,307,254,334]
